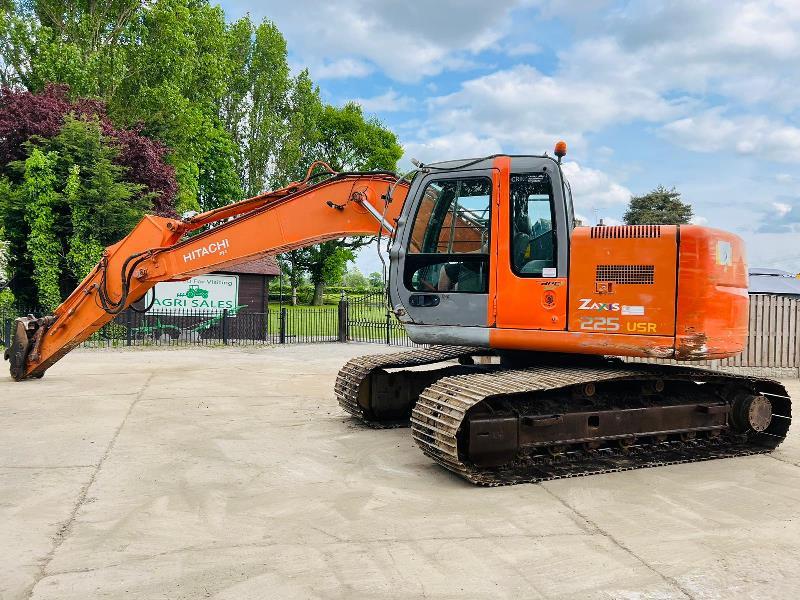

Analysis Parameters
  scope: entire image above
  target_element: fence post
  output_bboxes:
[3,318,11,348]
[385,309,391,345]
[279,307,287,344]
[222,309,229,345]
[796,299,800,378]
[125,309,133,347]
[337,298,349,342]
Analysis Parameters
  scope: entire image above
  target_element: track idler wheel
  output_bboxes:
[731,394,773,433]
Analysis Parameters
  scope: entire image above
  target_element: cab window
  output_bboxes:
[405,177,491,293]
[510,173,556,277]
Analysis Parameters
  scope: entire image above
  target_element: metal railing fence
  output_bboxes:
[1,294,798,375]
[1,305,342,348]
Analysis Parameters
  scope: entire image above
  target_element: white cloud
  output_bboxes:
[229,0,519,82]
[402,132,502,166]
[690,216,709,226]
[774,202,793,217]
[413,64,683,158]
[505,41,541,56]
[351,90,413,113]
[311,58,373,80]
[561,161,631,210]
[556,1,800,110]
[399,64,636,215]
[757,197,800,234]
[661,109,800,163]
[236,0,800,168]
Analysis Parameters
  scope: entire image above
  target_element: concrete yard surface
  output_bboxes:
[1,344,799,599]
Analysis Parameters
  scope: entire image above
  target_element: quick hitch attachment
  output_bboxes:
[4,314,56,381]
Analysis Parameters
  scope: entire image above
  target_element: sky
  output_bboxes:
[219,0,800,277]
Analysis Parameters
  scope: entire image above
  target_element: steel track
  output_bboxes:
[411,363,792,485]
[334,345,476,426]
[334,348,792,485]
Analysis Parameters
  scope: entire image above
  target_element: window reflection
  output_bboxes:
[510,173,556,276]
[408,260,488,293]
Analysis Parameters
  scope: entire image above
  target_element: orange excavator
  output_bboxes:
[6,143,792,485]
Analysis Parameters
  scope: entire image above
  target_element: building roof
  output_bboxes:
[218,255,280,276]
[749,267,794,277]
[749,268,800,296]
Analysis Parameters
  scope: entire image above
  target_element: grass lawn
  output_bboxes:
[266,302,402,341]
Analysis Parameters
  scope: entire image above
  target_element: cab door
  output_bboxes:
[494,156,570,331]
[390,165,497,327]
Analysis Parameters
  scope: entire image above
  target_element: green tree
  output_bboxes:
[315,103,403,173]
[0,235,9,287]
[272,69,323,187]
[0,172,34,305]
[216,15,302,197]
[46,116,148,246]
[0,287,13,310]
[63,166,88,274]
[0,0,28,88]
[24,0,140,96]
[342,267,369,291]
[22,149,62,309]
[368,271,384,289]
[284,103,403,304]
[0,116,147,309]
[623,185,693,225]
[0,230,15,309]
[64,164,103,279]
[277,250,308,306]
[110,0,238,212]
[219,15,252,137]
[302,244,356,306]
[1,1,405,308]
[196,126,243,212]
[2,0,244,213]
[240,20,291,196]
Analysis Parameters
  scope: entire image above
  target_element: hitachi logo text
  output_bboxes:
[183,239,229,263]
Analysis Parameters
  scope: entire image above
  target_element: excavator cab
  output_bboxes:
[389,156,572,345]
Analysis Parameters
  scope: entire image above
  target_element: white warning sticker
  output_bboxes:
[621,305,645,316]
[716,240,732,266]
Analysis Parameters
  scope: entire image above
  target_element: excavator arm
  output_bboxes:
[7,165,408,380]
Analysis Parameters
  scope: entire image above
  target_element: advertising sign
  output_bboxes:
[145,274,239,313]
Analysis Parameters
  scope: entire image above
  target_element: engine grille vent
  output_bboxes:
[596,265,655,285]
[590,225,661,239]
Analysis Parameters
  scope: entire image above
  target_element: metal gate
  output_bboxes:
[344,292,416,347]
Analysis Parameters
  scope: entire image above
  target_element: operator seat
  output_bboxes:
[512,215,532,269]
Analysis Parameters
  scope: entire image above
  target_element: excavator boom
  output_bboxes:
[8,168,407,380]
